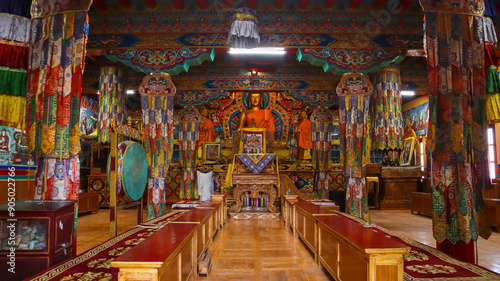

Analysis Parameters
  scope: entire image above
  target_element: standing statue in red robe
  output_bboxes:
[197,107,215,149]
[296,110,312,160]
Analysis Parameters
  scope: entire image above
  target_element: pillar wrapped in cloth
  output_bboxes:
[337,72,374,221]
[179,107,201,200]
[138,71,176,219]
[310,107,334,199]
[371,66,404,151]
[97,66,125,144]
[421,0,491,260]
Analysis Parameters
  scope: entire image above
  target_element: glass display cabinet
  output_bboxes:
[0,200,76,281]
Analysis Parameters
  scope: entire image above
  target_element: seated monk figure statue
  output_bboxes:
[296,110,312,160]
[238,92,275,134]
[197,107,215,150]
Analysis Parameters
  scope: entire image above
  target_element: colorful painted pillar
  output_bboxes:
[337,72,374,221]
[179,107,201,200]
[420,0,491,263]
[310,107,334,199]
[138,71,176,219]
[26,0,92,254]
[371,65,404,153]
[97,66,125,144]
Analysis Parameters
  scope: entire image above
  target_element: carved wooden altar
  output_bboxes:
[231,154,279,213]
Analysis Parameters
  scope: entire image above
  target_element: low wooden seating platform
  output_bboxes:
[112,194,227,281]
[282,195,410,281]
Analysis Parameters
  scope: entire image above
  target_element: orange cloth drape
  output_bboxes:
[245,109,275,134]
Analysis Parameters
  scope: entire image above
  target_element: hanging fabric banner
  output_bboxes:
[337,72,373,221]
[310,107,333,199]
[421,0,491,244]
[138,71,176,219]
[179,107,201,200]
[371,66,404,151]
[97,66,125,144]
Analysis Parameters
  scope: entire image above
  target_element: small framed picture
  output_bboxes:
[203,142,221,164]
[400,137,415,166]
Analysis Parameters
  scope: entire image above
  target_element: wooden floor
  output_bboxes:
[76,207,500,279]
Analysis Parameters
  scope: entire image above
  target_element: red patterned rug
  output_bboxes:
[26,210,185,281]
[334,212,500,280]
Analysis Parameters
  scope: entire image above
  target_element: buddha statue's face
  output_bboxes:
[201,107,208,118]
[249,93,262,108]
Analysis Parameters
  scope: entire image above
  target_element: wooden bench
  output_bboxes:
[410,192,432,216]
[484,198,500,232]
[285,198,410,281]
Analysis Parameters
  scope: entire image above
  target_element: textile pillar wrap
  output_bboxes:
[310,108,334,199]
[337,72,373,221]
[371,65,404,151]
[138,71,176,219]
[97,66,125,144]
[179,107,201,200]
[421,0,492,246]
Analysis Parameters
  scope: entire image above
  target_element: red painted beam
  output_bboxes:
[223,0,232,9]
[299,0,309,10]
[197,0,209,10]
[118,0,132,9]
[93,0,107,12]
[144,0,157,9]
[374,0,387,10]
[274,0,283,9]
[349,0,362,10]
[173,0,185,10]
[397,0,413,13]
[248,0,259,10]
[325,0,335,9]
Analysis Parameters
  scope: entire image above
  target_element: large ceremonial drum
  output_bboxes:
[107,141,148,201]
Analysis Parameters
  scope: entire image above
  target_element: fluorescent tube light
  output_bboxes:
[126,90,135,95]
[229,47,286,55]
[401,91,415,96]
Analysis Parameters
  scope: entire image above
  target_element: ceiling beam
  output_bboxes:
[349,0,362,10]
[274,0,283,9]
[173,0,185,10]
[92,0,107,12]
[197,0,209,10]
[324,0,335,9]
[86,55,100,65]
[374,0,387,10]
[118,0,132,9]
[397,0,413,13]
[298,0,309,10]
[248,0,259,10]
[144,0,157,9]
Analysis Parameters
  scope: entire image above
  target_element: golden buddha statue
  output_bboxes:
[238,92,275,134]
[296,110,312,160]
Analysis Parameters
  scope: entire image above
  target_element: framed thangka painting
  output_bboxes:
[400,137,415,166]
[203,142,221,164]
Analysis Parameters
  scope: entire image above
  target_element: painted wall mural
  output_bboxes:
[403,102,429,137]
[79,96,99,136]
[0,126,33,166]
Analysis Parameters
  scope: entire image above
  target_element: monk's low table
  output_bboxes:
[232,173,279,213]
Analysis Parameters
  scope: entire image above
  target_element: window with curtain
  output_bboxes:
[487,126,497,182]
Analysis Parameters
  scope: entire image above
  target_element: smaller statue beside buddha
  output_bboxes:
[197,107,215,149]
[295,110,312,160]
[238,92,275,134]
[403,119,420,166]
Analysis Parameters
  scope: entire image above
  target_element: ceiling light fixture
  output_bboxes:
[126,89,135,95]
[400,91,415,96]
[229,47,286,55]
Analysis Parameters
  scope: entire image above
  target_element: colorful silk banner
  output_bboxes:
[422,1,491,244]
[138,71,176,219]
[337,72,373,221]
[310,107,334,199]
[97,66,124,143]
[179,107,200,200]
[27,11,89,159]
[371,66,404,151]
[0,13,31,43]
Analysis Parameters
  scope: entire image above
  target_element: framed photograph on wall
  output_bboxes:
[203,142,221,164]
[400,137,415,166]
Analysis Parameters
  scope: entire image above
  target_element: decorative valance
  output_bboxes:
[227,7,260,49]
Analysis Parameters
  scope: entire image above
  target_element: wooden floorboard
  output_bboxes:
[75,207,500,278]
